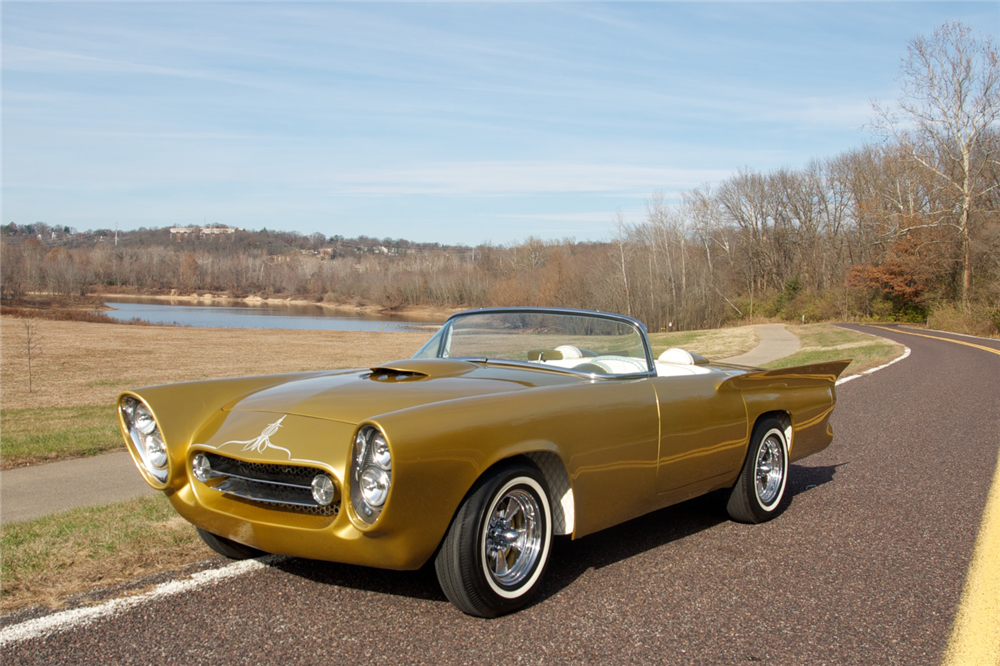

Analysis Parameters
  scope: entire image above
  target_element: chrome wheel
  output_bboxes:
[754,434,785,507]
[483,487,542,588]
[726,418,789,523]
[435,462,552,617]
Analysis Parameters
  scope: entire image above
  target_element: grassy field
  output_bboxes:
[648,325,759,360]
[0,316,429,469]
[0,316,900,614]
[763,324,904,375]
[1,405,121,468]
[0,316,431,411]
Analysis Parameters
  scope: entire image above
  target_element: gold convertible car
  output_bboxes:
[119,307,848,617]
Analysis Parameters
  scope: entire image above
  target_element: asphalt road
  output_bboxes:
[3,325,998,664]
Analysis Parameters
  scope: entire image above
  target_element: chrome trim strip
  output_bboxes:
[206,469,312,491]
[211,478,318,508]
[196,452,338,512]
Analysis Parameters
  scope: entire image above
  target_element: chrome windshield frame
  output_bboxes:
[412,307,655,376]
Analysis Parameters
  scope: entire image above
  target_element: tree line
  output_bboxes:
[2,23,998,335]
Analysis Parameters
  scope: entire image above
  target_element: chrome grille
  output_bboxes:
[199,452,339,516]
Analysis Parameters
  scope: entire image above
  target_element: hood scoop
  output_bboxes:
[368,358,478,380]
[366,368,426,383]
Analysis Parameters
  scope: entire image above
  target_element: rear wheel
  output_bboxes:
[196,527,264,559]
[726,417,789,523]
[435,461,553,617]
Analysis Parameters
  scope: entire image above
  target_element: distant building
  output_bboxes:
[169,227,198,241]
[170,226,240,241]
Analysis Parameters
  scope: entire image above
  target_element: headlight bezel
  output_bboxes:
[350,424,393,525]
[119,394,170,487]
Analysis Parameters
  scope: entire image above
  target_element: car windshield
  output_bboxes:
[413,309,652,376]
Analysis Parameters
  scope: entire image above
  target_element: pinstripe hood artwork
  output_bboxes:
[118,307,849,617]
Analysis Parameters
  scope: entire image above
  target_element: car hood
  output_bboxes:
[223,358,581,425]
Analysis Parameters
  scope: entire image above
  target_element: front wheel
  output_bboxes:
[435,461,553,617]
[726,417,789,523]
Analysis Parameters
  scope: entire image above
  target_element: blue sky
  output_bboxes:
[3,2,997,246]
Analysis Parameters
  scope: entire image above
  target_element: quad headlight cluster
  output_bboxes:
[120,396,169,484]
[350,425,392,524]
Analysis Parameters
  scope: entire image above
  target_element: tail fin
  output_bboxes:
[720,360,852,463]
[721,360,851,390]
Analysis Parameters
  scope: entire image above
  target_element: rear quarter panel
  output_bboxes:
[724,360,850,462]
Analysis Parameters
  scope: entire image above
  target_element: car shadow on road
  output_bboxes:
[267,554,446,603]
[536,492,729,604]
[268,462,844,612]
[785,462,843,498]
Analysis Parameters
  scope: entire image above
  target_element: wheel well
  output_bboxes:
[521,452,575,536]
[754,410,792,449]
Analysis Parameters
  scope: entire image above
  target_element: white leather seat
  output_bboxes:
[555,345,584,359]
[654,348,712,376]
[658,348,696,365]
[587,356,649,375]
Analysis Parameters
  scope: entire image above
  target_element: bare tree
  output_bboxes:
[1,237,26,300]
[23,318,41,393]
[612,209,632,317]
[872,22,1000,308]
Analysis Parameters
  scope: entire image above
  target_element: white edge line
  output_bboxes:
[1,555,286,646]
[836,346,911,386]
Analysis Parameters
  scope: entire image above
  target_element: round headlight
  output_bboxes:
[192,453,212,482]
[134,403,157,435]
[311,474,336,506]
[350,425,393,523]
[121,398,137,424]
[121,396,168,484]
[372,433,391,471]
[146,433,168,469]
[360,467,390,507]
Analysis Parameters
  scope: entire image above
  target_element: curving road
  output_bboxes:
[3,325,998,664]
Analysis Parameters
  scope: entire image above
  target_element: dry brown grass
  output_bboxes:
[648,325,760,360]
[1,305,134,325]
[926,302,1000,338]
[1,316,429,411]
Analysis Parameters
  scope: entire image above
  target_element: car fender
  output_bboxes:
[365,377,660,552]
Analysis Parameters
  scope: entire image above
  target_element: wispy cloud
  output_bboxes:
[3,1,995,244]
[4,45,210,79]
[326,162,732,198]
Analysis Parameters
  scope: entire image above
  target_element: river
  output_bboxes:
[101,298,439,333]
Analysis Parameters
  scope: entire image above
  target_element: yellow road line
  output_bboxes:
[865,326,1000,664]
[942,443,1000,665]
[868,326,1000,357]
